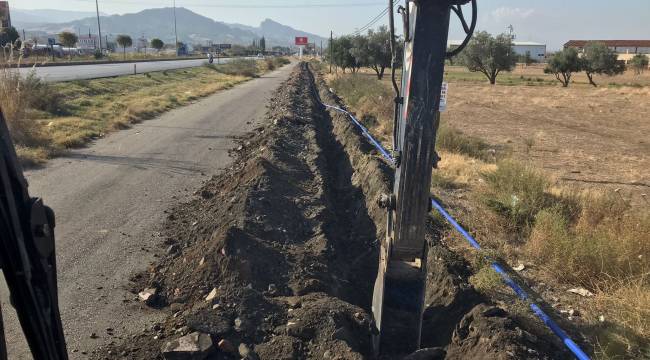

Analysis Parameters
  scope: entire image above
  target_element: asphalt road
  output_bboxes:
[18,57,254,82]
[0,63,295,359]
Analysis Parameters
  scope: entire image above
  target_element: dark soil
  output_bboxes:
[92,63,569,359]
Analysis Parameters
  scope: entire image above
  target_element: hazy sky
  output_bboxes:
[14,0,650,49]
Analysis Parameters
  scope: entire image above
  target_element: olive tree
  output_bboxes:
[582,42,625,87]
[349,34,369,73]
[330,36,356,73]
[460,31,517,85]
[150,38,164,53]
[544,48,582,87]
[366,26,392,79]
[630,54,649,75]
[116,34,133,60]
[58,32,79,60]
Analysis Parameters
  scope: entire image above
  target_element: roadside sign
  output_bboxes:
[295,37,308,46]
[439,82,448,112]
[48,38,56,46]
[218,44,232,49]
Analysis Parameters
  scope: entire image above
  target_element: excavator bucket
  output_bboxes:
[372,242,427,355]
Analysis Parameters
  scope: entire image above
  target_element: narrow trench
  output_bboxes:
[301,64,475,353]
[303,65,379,311]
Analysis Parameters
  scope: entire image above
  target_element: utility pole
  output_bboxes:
[329,31,333,73]
[96,0,103,52]
[173,0,179,56]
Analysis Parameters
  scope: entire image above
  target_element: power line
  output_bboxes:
[350,0,398,36]
[352,8,388,35]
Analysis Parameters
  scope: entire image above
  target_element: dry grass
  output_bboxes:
[436,152,496,185]
[0,67,57,165]
[444,80,650,203]
[329,74,395,143]
[45,67,248,149]
[591,279,650,359]
[527,193,649,286]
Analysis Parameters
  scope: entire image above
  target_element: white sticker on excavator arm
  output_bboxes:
[439,82,448,112]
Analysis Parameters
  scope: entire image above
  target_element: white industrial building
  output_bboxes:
[448,40,547,62]
[565,40,650,64]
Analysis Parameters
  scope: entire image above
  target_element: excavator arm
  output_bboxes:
[372,0,476,356]
[0,110,68,360]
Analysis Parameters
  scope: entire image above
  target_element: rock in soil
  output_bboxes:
[161,332,214,360]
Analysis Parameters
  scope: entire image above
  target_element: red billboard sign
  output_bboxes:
[295,37,308,46]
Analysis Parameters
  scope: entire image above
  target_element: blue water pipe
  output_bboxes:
[318,93,591,360]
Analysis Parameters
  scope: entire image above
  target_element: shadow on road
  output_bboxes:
[63,152,212,175]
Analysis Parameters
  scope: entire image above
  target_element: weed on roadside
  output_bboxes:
[208,59,260,77]
[0,68,55,163]
[436,124,493,161]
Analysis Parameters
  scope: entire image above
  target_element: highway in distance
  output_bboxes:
[17,57,254,82]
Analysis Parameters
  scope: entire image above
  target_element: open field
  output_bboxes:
[324,62,650,359]
[445,80,650,198]
[445,64,650,87]
[328,65,650,199]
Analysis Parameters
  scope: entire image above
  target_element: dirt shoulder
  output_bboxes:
[93,63,571,359]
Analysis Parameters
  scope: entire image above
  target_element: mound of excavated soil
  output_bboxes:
[93,63,569,359]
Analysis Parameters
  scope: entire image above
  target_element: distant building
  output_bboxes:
[0,1,11,28]
[448,40,547,62]
[511,42,547,62]
[564,40,650,55]
[136,36,148,51]
[77,34,99,51]
[564,40,650,64]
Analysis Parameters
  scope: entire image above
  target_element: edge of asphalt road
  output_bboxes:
[17,56,258,82]
[0,62,297,359]
[4,55,236,68]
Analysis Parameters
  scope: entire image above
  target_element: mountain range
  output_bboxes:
[13,7,326,48]
[12,9,108,24]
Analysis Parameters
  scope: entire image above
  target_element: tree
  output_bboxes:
[330,36,356,73]
[116,35,133,60]
[367,26,393,80]
[582,42,625,87]
[150,38,164,52]
[460,31,517,85]
[0,26,20,47]
[630,54,649,75]
[58,31,78,60]
[349,34,370,73]
[544,48,582,87]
